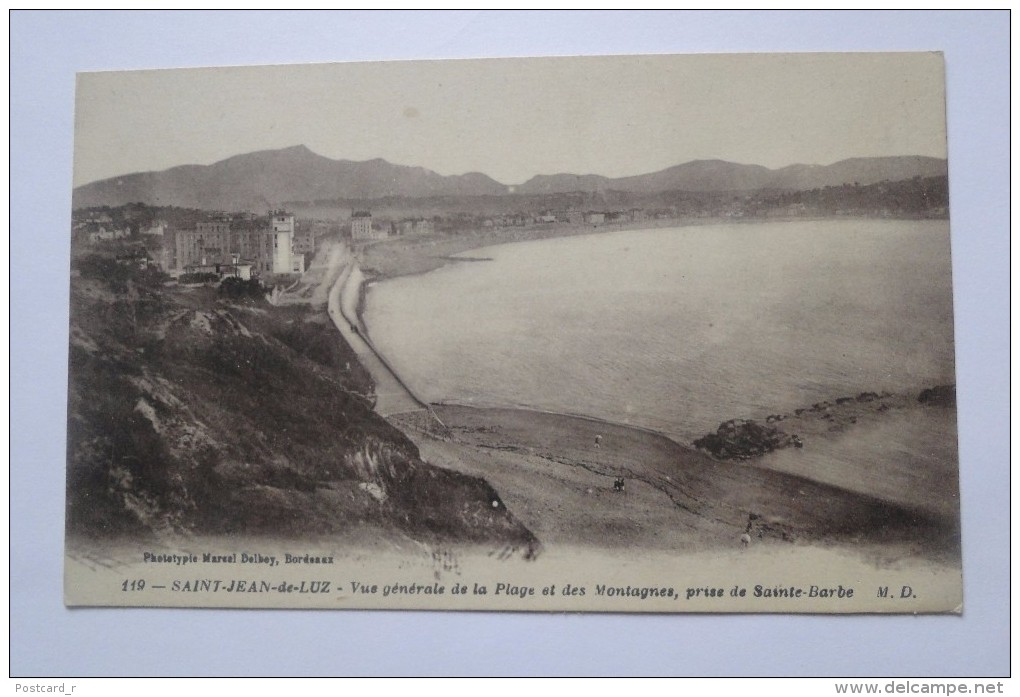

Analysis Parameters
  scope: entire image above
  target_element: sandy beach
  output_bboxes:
[356,214,928,281]
[358,216,758,281]
[391,406,959,564]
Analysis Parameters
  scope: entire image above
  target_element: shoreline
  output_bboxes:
[326,245,429,417]
[432,398,687,443]
[344,214,956,458]
[329,221,959,563]
[348,216,955,447]
[357,213,946,282]
[350,214,954,450]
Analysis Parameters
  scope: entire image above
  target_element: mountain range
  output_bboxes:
[72,145,948,211]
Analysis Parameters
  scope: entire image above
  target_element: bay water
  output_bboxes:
[364,220,958,509]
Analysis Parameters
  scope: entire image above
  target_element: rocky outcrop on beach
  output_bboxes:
[694,386,956,461]
[692,419,802,461]
[918,384,956,407]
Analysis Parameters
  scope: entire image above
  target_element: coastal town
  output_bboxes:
[70,166,949,286]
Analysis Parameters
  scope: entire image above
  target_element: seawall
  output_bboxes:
[328,256,436,419]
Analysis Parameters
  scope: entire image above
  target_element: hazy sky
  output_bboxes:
[73,52,948,187]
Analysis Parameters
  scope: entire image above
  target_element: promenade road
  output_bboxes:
[327,253,426,418]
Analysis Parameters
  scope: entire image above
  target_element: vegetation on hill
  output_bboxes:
[66,251,537,552]
[744,175,949,218]
[71,202,218,232]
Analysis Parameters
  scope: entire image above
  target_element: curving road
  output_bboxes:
[325,242,430,418]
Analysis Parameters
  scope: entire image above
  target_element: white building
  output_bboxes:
[141,221,168,237]
[351,211,374,240]
[269,211,304,274]
[85,225,129,244]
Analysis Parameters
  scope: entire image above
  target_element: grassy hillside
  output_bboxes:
[65,249,537,552]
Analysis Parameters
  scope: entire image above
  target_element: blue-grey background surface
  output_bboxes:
[10,10,1008,677]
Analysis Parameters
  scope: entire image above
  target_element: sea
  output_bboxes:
[364,219,959,511]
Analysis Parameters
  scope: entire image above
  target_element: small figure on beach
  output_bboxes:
[745,513,765,541]
[594,434,602,449]
[613,477,625,493]
[740,533,751,548]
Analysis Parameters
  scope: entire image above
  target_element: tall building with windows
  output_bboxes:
[269,210,303,274]
[168,212,304,276]
[351,211,374,240]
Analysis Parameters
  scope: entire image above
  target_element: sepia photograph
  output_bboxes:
[11,9,1012,681]
[61,52,964,613]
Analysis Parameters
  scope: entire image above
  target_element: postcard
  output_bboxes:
[65,53,960,611]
